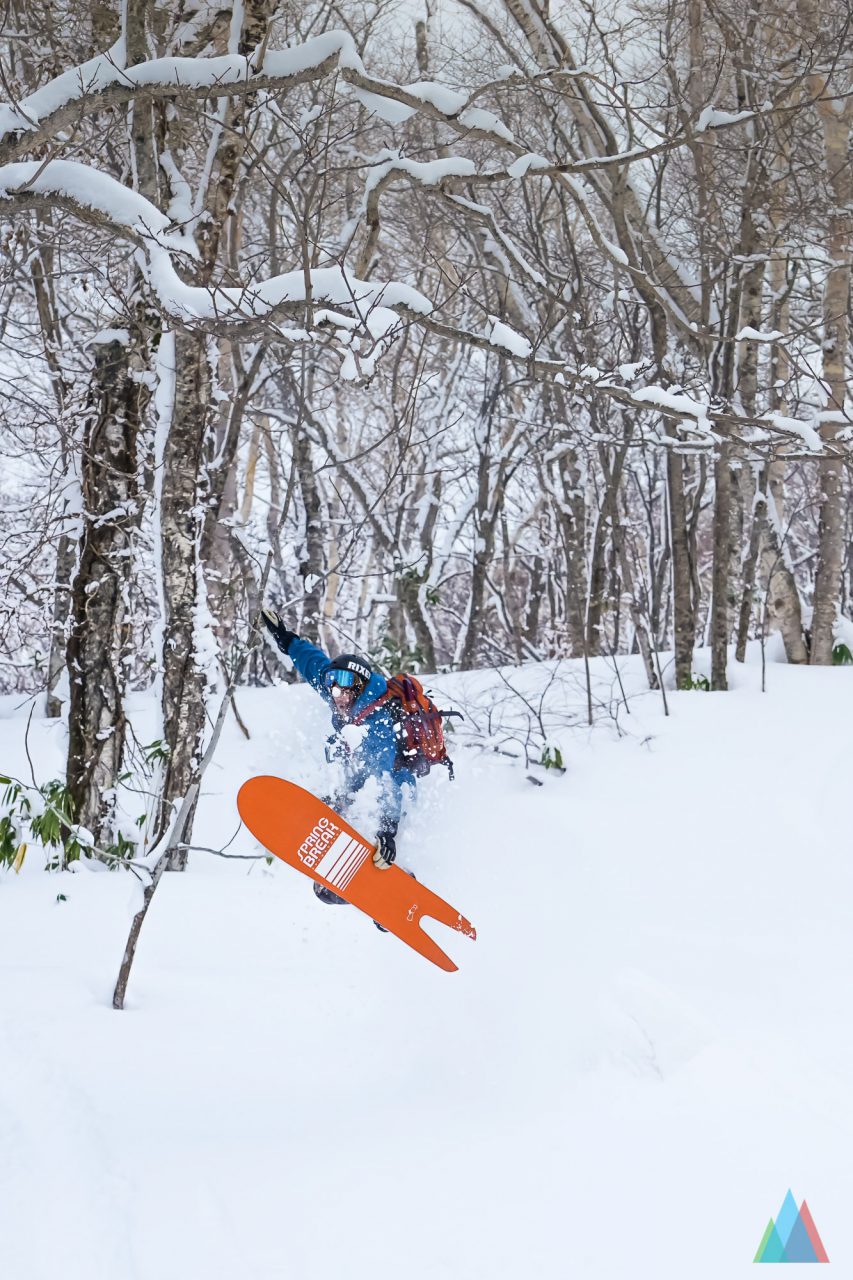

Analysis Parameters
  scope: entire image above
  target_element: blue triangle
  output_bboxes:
[784,1212,818,1263]
[776,1190,799,1246]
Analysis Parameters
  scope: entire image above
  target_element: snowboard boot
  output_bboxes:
[313,882,348,906]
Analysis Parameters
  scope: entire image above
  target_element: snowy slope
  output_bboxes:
[1,653,852,1279]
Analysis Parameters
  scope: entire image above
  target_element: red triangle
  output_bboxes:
[799,1200,829,1263]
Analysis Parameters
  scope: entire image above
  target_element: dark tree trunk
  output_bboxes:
[460,533,496,669]
[396,565,437,672]
[710,442,732,690]
[666,445,695,688]
[523,553,546,653]
[459,411,505,667]
[736,465,766,663]
[586,508,609,657]
[553,451,587,656]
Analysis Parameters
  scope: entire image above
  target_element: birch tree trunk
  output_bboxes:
[201,344,264,658]
[155,329,210,870]
[615,502,659,689]
[30,228,74,718]
[732,231,765,662]
[47,533,77,719]
[292,422,326,643]
[762,466,808,663]
[755,107,808,662]
[152,0,276,866]
[66,336,148,842]
[733,250,766,663]
[797,1,853,664]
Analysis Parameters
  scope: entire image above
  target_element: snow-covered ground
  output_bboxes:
[2,651,851,1279]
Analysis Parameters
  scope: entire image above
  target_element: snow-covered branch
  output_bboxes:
[0,29,517,167]
[1,152,830,456]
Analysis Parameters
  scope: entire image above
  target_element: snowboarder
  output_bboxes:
[260,609,416,913]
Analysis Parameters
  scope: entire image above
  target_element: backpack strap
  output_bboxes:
[353,675,415,724]
[352,686,394,726]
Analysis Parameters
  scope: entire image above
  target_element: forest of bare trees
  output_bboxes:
[1,0,852,889]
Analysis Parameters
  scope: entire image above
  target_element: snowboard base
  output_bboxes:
[237,776,476,972]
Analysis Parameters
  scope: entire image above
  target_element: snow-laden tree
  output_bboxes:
[1,0,851,921]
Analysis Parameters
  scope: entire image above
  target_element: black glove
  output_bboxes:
[372,830,397,870]
[261,608,297,655]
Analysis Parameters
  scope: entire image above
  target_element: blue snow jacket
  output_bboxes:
[287,636,415,831]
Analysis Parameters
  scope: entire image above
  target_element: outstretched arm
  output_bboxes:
[261,609,332,694]
[287,635,334,693]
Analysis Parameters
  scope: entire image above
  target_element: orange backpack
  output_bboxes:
[355,674,457,779]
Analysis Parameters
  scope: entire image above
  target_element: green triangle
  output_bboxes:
[755,1220,787,1263]
[755,1219,775,1263]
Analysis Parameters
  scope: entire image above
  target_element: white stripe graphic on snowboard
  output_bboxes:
[316,831,371,889]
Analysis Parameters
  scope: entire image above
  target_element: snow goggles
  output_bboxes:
[324,668,361,690]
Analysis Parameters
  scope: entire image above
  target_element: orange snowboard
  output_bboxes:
[237,776,476,973]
